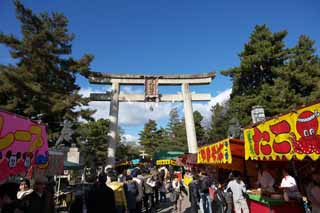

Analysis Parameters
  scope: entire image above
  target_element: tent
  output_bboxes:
[64,160,82,170]
[197,138,256,178]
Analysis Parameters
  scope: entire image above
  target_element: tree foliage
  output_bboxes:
[207,103,229,143]
[223,24,320,127]
[193,110,205,144]
[139,119,160,156]
[0,0,94,144]
[76,119,110,168]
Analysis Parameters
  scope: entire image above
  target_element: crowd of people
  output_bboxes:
[1,165,320,213]
[0,176,55,213]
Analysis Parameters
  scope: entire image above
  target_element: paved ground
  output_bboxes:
[154,192,192,213]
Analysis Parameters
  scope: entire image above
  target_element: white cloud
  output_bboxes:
[193,88,232,124]
[122,134,139,144]
[79,87,179,126]
[79,87,231,127]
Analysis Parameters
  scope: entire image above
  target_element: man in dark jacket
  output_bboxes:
[188,175,200,213]
[85,173,116,213]
[23,176,54,213]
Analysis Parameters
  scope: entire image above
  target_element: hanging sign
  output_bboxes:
[0,110,49,182]
[156,159,176,166]
[244,102,320,161]
[197,138,232,164]
[145,78,158,100]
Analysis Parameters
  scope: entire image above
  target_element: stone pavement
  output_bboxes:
[154,192,192,213]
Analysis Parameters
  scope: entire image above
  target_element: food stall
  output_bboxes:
[243,102,320,213]
[197,138,257,183]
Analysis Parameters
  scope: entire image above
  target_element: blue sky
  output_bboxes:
[1,0,320,143]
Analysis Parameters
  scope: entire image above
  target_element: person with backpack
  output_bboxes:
[211,181,227,213]
[132,170,144,213]
[124,176,139,213]
[188,174,200,213]
[143,173,156,213]
[199,172,212,213]
[107,174,127,213]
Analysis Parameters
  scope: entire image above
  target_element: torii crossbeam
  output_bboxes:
[88,71,215,166]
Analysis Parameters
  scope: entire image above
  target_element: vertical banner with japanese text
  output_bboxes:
[197,138,232,164]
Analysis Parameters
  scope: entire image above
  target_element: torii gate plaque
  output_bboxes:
[89,72,215,166]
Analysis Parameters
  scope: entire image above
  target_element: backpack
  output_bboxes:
[209,186,215,200]
[200,177,210,193]
[127,181,138,196]
[144,179,154,194]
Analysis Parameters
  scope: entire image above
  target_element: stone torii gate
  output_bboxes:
[88,72,215,166]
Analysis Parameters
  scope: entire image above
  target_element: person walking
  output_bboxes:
[199,172,212,213]
[23,176,54,213]
[107,175,127,213]
[17,178,33,200]
[0,182,21,213]
[211,181,227,213]
[225,172,249,213]
[85,173,116,213]
[171,176,182,213]
[144,173,156,213]
[124,176,139,213]
[188,174,200,213]
[132,170,143,213]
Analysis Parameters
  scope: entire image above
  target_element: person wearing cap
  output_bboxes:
[23,176,54,213]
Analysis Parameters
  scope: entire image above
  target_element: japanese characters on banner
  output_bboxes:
[145,78,158,99]
[0,110,49,182]
[197,138,232,164]
[156,159,176,166]
[244,102,320,161]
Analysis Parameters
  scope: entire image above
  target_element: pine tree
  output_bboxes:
[139,119,159,156]
[222,24,288,126]
[207,103,229,143]
[76,119,110,168]
[0,0,94,144]
[167,108,187,152]
[193,110,205,143]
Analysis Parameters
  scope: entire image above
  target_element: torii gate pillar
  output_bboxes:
[182,83,198,154]
[108,82,119,166]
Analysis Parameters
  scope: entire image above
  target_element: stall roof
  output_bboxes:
[64,161,82,170]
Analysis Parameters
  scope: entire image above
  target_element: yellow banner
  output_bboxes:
[244,102,320,161]
[156,159,176,166]
[197,138,232,164]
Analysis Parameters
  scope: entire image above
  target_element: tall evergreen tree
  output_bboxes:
[139,119,159,156]
[207,103,229,143]
[76,119,110,168]
[222,24,288,126]
[0,0,94,144]
[167,108,187,152]
[193,110,205,144]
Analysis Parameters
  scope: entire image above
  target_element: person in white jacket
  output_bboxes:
[17,178,33,200]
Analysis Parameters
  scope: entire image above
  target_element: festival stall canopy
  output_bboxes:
[0,110,49,182]
[64,160,83,170]
[244,101,320,161]
[197,138,244,164]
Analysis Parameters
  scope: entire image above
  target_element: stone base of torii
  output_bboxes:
[88,72,215,167]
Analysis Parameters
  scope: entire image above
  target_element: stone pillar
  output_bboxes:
[182,83,198,153]
[108,82,120,166]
